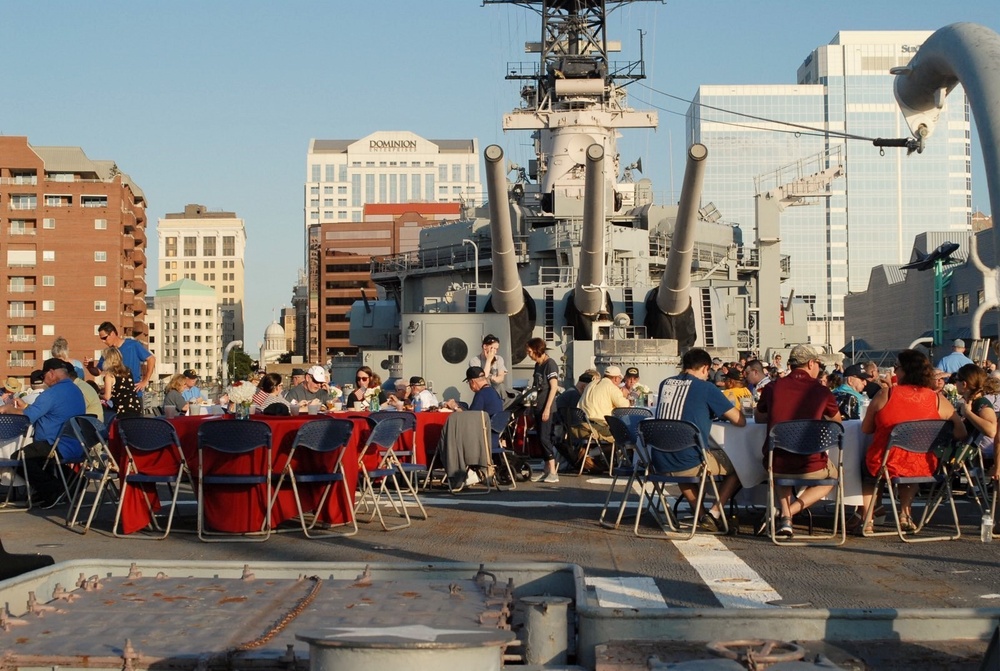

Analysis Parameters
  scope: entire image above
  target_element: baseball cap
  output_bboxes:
[291,368,306,377]
[29,370,45,386]
[625,366,639,377]
[788,344,824,366]
[711,357,723,365]
[409,376,426,386]
[724,368,743,381]
[182,369,199,380]
[843,364,870,380]
[482,334,499,345]
[306,365,328,383]
[42,357,69,374]
[604,365,623,378]
[954,339,966,348]
[464,366,486,381]
[578,372,594,383]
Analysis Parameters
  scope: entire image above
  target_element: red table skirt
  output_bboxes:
[113,411,448,535]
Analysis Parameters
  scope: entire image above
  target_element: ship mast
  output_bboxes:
[487,0,659,215]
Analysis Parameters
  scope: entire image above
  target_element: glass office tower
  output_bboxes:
[688,31,971,349]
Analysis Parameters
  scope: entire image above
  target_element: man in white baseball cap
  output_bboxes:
[284,365,331,405]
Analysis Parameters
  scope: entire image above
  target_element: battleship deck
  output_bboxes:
[1,474,997,668]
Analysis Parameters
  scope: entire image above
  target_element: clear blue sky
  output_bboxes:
[5,0,997,348]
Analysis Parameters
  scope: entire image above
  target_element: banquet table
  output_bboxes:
[708,419,868,506]
[113,411,449,535]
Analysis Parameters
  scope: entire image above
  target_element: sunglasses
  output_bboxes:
[99,334,109,341]
[356,376,369,382]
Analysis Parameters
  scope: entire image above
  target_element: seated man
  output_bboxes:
[444,367,504,448]
[655,347,746,531]
[0,358,86,508]
[284,365,331,407]
[407,376,439,410]
[755,343,843,538]
[578,365,630,440]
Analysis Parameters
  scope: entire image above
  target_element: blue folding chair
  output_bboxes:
[66,415,120,533]
[368,410,427,501]
[0,415,33,511]
[766,419,845,546]
[355,417,413,530]
[268,418,357,538]
[635,419,728,539]
[197,419,272,542]
[599,414,649,529]
[114,417,194,539]
[864,419,960,542]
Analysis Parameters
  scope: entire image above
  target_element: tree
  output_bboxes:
[227,348,254,381]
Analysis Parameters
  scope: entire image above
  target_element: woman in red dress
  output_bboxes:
[855,349,965,534]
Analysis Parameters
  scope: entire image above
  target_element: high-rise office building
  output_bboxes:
[157,204,246,350]
[0,136,147,382]
[687,30,971,350]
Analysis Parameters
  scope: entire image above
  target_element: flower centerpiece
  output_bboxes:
[227,380,256,419]
[942,383,960,407]
[328,385,343,400]
[632,382,651,407]
[363,385,382,411]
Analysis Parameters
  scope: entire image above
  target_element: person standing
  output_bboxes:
[50,336,85,381]
[84,322,155,395]
[100,346,143,419]
[526,337,560,483]
[936,339,975,375]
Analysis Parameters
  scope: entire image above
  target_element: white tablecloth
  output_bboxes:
[708,420,867,506]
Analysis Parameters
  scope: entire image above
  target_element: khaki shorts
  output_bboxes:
[670,448,734,478]
[774,462,838,480]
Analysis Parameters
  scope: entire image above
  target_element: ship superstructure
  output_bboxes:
[349,0,806,401]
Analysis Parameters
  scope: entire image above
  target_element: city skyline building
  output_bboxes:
[152,278,223,381]
[687,30,971,350]
[157,203,246,349]
[0,136,147,382]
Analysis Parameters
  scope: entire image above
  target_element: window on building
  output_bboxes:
[183,236,197,256]
[41,300,55,312]
[94,218,107,229]
[203,236,216,256]
[94,276,106,286]
[81,195,107,208]
[325,165,335,181]
[183,309,190,315]
[43,250,55,262]
[165,237,177,257]
[93,301,106,312]
[42,324,55,336]
[43,218,55,229]
[43,276,55,286]
[11,195,36,210]
[223,236,235,255]
[438,165,448,181]
[94,251,106,262]
[183,322,190,329]
[452,164,462,181]
[311,165,321,181]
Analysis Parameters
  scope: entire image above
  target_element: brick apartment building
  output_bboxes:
[0,137,147,383]
[309,202,461,356]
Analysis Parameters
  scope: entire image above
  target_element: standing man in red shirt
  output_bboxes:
[754,343,842,538]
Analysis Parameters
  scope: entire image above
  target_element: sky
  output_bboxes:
[4,0,998,349]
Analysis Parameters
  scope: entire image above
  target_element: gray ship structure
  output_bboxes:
[347,0,811,403]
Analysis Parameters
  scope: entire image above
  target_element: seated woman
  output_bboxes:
[347,366,387,409]
[162,374,190,416]
[955,363,999,465]
[254,373,291,415]
[855,349,966,535]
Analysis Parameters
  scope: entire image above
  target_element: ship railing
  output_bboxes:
[370,236,530,278]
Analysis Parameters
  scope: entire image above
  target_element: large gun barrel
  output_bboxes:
[484,144,524,316]
[575,143,606,317]
[658,143,708,316]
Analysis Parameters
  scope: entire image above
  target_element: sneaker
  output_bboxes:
[465,469,481,486]
[541,472,560,484]
[776,517,794,538]
[698,515,720,532]
[531,471,549,483]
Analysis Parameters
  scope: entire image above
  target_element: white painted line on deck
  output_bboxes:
[586,576,669,609]
[673,534,781,609]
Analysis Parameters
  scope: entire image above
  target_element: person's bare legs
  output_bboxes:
[786,484,834,517]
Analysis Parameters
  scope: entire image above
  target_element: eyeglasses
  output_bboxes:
[356,376,369,382]
[98,334,109,341]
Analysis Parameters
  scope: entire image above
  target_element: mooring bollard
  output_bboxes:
[520,595,571,666]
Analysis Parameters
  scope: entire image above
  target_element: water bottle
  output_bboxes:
[413,395,423,413]
[858,396,869,420]
[981,513,994,543]
[371,396,381,412]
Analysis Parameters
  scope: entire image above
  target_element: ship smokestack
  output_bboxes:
[485,144,524,316]
[575,143,607,317]
[645,143,707,347]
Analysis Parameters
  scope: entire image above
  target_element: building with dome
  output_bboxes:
[259,320,286,368]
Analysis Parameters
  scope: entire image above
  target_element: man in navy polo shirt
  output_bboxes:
[655,348,745,530]
[0,358,86,508]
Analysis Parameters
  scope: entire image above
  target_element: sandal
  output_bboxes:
[899,513,917,532]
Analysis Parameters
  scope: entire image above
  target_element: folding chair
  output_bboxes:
[568,408,613,476]
[268,417,357,538]
[634,419,728,539]
[43,417,90,508]
[612,407,654,420]
[490,411,518,489]
[368,411,427,495]
[432,411,494,495]
[599,414,650,529]
[929,432,991,516]
[0,415,33,511]
[197,419,273,542]
[355,416,414,530]
[765,419,846,546]
[66,415,120,533]
[114,417,194,539]
[864,419,961,542]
